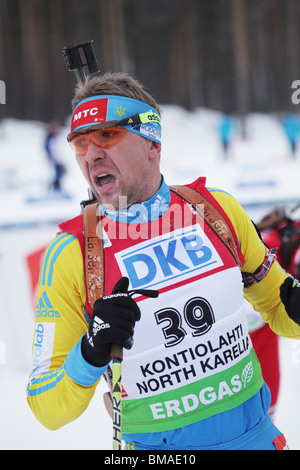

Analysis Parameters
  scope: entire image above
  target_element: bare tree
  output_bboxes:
[230,0,252,117]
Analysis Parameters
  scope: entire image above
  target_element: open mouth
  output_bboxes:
[96,174,114,187]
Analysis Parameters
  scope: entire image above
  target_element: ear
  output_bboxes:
[148,140,161,161]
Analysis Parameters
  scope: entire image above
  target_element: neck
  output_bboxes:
[100,175,170,223]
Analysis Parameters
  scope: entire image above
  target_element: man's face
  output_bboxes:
[76,130,161,210]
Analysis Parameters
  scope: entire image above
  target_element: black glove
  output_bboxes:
[280,277,300,326]
[81,277,142,366]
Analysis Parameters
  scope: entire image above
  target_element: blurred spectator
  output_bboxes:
[249,206,300,417]
[282,113,300,157]
[44,121,66,192]
[218,114,235,158]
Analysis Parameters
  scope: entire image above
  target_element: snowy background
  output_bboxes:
[1,106,300,449]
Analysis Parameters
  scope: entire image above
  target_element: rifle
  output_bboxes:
[62,40,123,450]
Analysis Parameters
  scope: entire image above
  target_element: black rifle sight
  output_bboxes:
[62,40,100,84]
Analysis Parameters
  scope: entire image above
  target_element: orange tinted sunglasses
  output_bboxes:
[68,127,128,155]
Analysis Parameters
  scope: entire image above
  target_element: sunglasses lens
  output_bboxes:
[69,135,88,155]
[92,128,127,148]
[68,127,128,154]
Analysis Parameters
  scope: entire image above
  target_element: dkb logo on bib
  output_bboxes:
[115,224,223,290]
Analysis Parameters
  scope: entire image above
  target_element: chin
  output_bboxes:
[100,195,124,211]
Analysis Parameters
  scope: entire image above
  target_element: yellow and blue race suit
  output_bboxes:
[27,176,299,449]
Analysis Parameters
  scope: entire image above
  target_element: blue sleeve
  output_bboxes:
[64,336,108,386]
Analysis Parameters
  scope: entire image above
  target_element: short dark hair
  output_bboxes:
[72,72,161,115]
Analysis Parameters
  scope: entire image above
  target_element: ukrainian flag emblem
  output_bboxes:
[115,105,126,118]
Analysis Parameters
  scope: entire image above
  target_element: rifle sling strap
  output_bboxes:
[169,185,242,268]
[83,202,104,307]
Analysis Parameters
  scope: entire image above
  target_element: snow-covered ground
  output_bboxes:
[1,107,300,449]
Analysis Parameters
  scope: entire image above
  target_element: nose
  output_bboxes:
[84,141,106,163]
